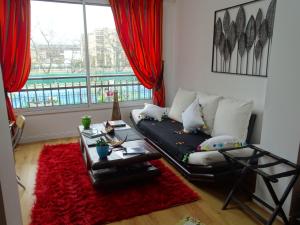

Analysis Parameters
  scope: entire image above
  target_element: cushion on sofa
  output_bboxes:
[197,92,222,135]
[188,147,254,166]
[182,98,205,133]
[131,109,143,124]
[137,118,210,162]
[212,98,253,142]
[197,135,245,151]
[139,103,167,121]
[168,88,196,122]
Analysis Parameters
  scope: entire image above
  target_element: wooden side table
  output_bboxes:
[219,145,300,225]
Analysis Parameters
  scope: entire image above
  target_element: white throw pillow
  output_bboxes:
[139,103,167,121]
[212,98,253,142]
[197,135,245,151]
[182,98,205,133]
[197,92,222,135]
[188,147,254,166]
[168,88,196,122]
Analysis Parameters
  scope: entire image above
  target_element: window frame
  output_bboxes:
[14,0,151,115]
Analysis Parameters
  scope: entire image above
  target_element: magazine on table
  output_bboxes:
[81,128,105,139]
[123,147,146,155]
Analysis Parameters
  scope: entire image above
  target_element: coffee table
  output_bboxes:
[78,121,162,186]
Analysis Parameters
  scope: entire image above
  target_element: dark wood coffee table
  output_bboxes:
[78,122,161,186]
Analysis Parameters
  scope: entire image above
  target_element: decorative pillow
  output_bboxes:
[187,147,254,166]
[197,135,245,151]
[182,98,205,133]
[197,92,222,135]
[168,88,196,122]
[212,98,253,142]
[139,103,167,121]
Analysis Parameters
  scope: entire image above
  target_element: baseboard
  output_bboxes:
[21,130,78,144]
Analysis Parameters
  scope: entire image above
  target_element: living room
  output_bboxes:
[1,0,300,225]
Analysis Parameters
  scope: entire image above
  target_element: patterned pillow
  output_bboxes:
[197,135,246,151]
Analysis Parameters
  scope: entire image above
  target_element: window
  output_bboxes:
[9,0,152,110]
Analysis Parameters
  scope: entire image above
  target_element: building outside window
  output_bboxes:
[9,0,152,110]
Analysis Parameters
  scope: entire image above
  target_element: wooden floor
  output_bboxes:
[15,138,283,225]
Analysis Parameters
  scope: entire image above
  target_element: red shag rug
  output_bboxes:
[31,143,199,225]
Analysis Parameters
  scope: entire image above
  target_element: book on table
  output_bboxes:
[107,120,126,128]
[123,147,146,155]
[81,128,105,139]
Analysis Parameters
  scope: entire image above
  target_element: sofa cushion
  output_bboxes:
[139,103,168,121]
[168,88,196,122]
[197,135,245,151]
[131,109,143,125]
[212,98,253,142]
[188,147,254,166]
[182,98,205,133]
[137,118,210,162]
[197,92,222,135]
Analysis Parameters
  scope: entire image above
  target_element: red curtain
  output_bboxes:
[0,0,31,121]
[109,0,165,106]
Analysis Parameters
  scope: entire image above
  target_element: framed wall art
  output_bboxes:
[211,0,277,77]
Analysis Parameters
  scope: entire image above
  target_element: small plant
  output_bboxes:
[96,138,110,159]
[96,138,109,147]
[81,115,91,130]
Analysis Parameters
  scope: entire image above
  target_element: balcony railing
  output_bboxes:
[9,74,152,109]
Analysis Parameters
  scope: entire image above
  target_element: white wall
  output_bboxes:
[20,103,144,143]
[0,69,23,225]
[256,0,300,215]
[171,0,300,216]
[171,0,267,143]
[163,0,178,106]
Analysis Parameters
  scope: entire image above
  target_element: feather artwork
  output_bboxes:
[219,32,225,71]
[266,0,277,39]
[254,41,263,75]
[252,9,263,75]
[254,41,262,60]
[214,18,223,46]
[228,21,237,53]
[256,9,263,35]
[235,6,246,73]
[235,6,246,39]
[266,0,277,76]
[228,22,236,72]
[245,16,256,74]
[238,33,246,73]
[223,10,231,37]
[259,19,269,47]
[219,32,225,55]
[238,33,246,57]
[224,39,231,72]
[214,18,223,70]
[246,16,256,51]
[224,40,231,61]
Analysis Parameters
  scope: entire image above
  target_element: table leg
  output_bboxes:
[222,166,249,210]
[265,174,299,225]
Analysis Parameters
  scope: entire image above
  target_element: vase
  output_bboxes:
[81,116,91,130]
[111,90,121,121]
[96,145,110,159]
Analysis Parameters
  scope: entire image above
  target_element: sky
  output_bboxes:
[31,1,116,44]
